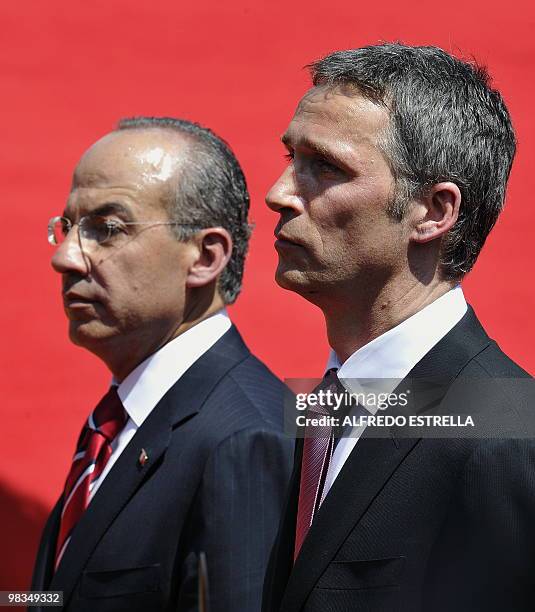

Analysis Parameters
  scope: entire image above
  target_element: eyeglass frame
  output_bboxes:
[47,215,204,248]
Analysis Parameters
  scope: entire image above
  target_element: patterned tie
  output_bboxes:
[294,369,341,561]
[55,386,127,569]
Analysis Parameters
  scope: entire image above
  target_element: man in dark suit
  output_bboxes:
[33,116,293,611]
[263,43,535,611]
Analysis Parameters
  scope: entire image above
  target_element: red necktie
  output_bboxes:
[294,370,340,561]
[55,386,127,569]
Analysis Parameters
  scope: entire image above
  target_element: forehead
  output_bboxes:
[283,86,390,154]
[67,129,188,216]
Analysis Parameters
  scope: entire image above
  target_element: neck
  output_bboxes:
[168,291,226,343]
[323,276,455,364]
[106,287,225,382]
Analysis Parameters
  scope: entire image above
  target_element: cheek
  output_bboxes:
[307,185,360,236]
[308,185,403,261]
[317,178,394,227]
[297,169,342,204]
[98,256,185,320]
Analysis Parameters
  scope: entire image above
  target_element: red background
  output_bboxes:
[1,0,534,588]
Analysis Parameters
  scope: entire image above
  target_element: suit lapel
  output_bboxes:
[278,305,492,611]
[31,499,62,591]
[49,396,173,600]
[49,326,250,605]
[281,435,420,611]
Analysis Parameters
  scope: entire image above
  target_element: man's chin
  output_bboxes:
[68,320,115,350]
[275,267,316,294]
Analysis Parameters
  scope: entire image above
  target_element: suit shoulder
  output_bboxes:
[463,340,532,379]
[197,353,289,434]
[230,352,286,391]
[227,354,289,428]
[457,438,535,510]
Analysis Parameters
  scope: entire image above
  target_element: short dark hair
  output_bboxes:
[116,116,251,304]
[309,43,516,279]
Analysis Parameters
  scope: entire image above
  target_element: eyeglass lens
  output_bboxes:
[50,218,71,245]
[50,216,115,247]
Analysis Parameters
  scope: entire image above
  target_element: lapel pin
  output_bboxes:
[138,448,149,467]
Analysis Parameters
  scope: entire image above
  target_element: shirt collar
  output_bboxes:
[116,309,232,427]
[327,285,467,386]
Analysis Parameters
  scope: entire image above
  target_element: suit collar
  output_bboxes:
[118,309,232,428]
[163,324,250,426]
[406,304,491,381]
[48,325,250,605]
[384,304,493,435]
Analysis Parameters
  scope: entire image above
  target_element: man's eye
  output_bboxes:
[312,158,340,174]
[291,152,343,176]
[83,216,126,244]
[92,217,126,235]
[105,220,124,235]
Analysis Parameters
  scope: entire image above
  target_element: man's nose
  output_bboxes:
[265,165,305,214]
[51,230,90,276]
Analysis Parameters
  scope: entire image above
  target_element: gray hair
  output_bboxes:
[116,116,251,304]
[310,43,516,279]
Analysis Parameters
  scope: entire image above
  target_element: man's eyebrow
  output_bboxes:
[91,203,133,218]
[281,133,350,168]
[62,202,133,220]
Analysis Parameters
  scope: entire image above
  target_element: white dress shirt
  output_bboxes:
[88,309,231,501]
[322,286,467,496]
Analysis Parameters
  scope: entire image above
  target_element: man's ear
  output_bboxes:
[409,182,461,244]
[185,228,233,289]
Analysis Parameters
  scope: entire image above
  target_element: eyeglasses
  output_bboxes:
[48,215,201,249]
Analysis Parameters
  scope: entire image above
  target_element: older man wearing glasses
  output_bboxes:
[32,117,293,612]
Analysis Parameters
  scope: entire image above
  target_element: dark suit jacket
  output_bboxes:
[32,326,294,612]
[263,306,535,612]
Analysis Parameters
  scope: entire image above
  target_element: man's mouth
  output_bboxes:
[62,292,99,308]
[274,231,303,249]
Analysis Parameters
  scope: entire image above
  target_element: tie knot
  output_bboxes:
[307,369,344,417]
[90,386,127,442]
[321,368,341,392]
